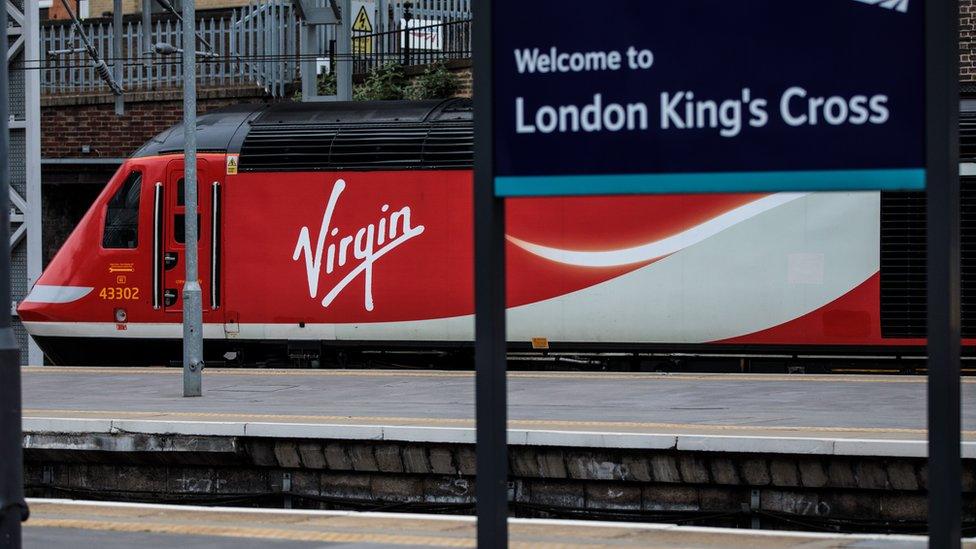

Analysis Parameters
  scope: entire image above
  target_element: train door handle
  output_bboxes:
[163,289,178,307]
[164,252,178,271]
[153,182,163,309]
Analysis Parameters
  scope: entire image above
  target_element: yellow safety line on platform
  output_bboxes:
[22,366,975,384]
[26,517,607,548]
[26,518,480,547]
[23,407,974,437]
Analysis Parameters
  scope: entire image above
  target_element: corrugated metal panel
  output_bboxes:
[238,121,471,171]
[961,111,976,160]
[880,180,976,338]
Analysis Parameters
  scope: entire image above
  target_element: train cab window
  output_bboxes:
[173,178,200,244]
[102,171,142,248]
[173,214,201,244]
[176,178,197,207]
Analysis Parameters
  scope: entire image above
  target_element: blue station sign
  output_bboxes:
[491,0,924,197]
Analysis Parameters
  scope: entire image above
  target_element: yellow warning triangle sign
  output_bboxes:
[352,6,372,32]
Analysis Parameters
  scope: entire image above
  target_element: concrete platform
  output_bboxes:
[21,367,976,456]
[23,499,970,548]
[19,367,976,530]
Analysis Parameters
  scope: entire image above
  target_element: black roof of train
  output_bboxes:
[136,99,976,168]
[132,99,474,171]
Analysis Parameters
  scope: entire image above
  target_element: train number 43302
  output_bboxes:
[99,287,140,300]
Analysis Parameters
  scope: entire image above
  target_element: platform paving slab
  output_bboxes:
[20,367,976,457]
[24,499,975,548]
[19,368,976,527]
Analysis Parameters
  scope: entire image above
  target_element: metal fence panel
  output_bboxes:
[40,0,471,97]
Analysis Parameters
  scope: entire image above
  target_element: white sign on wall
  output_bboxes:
[400,18,443,51]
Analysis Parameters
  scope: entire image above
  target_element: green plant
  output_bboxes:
[292,62,461,102]
[405,63,460,100]
[292,71,338,101]
[353,62,407,100]
[316,71,338,96]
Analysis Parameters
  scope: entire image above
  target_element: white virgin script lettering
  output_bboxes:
[292,179,425,311]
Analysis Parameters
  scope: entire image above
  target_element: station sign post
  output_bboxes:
[473,0,959,546]
[925,1,962,547]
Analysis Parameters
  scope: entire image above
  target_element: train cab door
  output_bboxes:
[159,159,219,314]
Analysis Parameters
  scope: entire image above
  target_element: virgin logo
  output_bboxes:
[293,179,425,311]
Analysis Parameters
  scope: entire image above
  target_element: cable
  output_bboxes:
[52,0,125,94]
[16,18,473,73]
[11,53,472,74]
[19,48,473,64]
[151,0,218,56]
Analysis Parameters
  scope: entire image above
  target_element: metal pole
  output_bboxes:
[926,0,962,546]
[401,2,411,66]
[376,0,387,66]
[142,0,152,82]
[0,7,27,547]
[377,0,387,33]
[24,0,42,368]
[300,23,316,100]
[473,0,507,546]
[182,0,203,397]
[113,0,124,115]
[336,0,352,100]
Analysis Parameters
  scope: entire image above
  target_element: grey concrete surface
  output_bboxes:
[23,499,958,548]
[20,368,976,433]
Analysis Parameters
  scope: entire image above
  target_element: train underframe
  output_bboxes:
[35,335,959,374]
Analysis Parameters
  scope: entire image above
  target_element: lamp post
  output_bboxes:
[156,12,207,398]
[181,0,203,397]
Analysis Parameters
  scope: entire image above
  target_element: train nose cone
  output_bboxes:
[18,284,94,322]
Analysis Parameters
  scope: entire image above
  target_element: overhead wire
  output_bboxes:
[151,0,219,55]
[52,0,125,94]
[14,15,471,73]
[10,51,472,72]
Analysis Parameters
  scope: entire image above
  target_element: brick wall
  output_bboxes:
[964,0,976,81]
[87,0,248,18]
[452,66,472,98]
[42,86,270,160]
[40,85,272,270]
[42,63,471,161]
[86,0,141,17]
[42,183,102,266]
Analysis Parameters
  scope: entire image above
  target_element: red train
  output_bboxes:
[16,99,975,367]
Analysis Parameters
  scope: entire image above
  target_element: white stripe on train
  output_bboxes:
[507,192,807,267]
[23,285,93,304]
[22,192,879,344]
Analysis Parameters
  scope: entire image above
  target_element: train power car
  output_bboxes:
[16,99,976,367]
